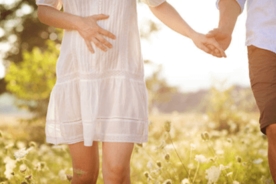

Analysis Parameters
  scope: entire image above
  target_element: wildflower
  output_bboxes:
[201,132,210,141]
[195,154,207,163]
[59,170,67,180]
[227,138,232,144]
[16,141,26,149]
[226,172,233,177]
[181,178,190,184]
[204,132,210,140]
[25,175,32,181]
[209,157,218,163]
[19,164,27,173]
[5,143,14,149]
[164,153,170,162]
[219,164,230,170]
[147,161,154,169]
[144,172,149,178]
[164,121,171,133]
[156,161,162,168]
[216,150,224,155]
[67,175,73,181]
[205,166,221,184]
[28,141,37,148]
[201,133,206,140]
[236,156,242,163]
[4,156,16,179]
[14,147,32,160]
[253,158,263,164]
[163,179,172,184]
[190,143,196,150]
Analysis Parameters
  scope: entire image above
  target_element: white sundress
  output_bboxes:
[36,0,166,146]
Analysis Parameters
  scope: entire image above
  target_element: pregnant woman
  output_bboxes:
[36,0,225,183]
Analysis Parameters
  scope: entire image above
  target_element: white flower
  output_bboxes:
[219,164,230,170]
[216,149,224,155]
[59,169,67,180]
[190,143,196,150]
[4,156,16,179]
[195,154,207,163]
[19,164,27,173]
[14,147,32,159]
[147,161,153,169]
[181,178,190,184]
[226,172,233,177]
[233,181,240,184]
[253,158,263,164]
[205,166,221,184]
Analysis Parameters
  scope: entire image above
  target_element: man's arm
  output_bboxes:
[207,0,243,50]
[218,0,242,36]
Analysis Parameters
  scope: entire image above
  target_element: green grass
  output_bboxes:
[0,113,272,184]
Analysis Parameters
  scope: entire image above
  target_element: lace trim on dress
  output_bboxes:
[57,70,144,83]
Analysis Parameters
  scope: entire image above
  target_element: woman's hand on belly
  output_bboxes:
[76,14,116,54]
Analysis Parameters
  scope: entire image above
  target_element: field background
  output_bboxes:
[0,89,273,183]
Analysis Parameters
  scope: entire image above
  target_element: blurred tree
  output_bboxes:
[145,61,177,112]
[0,0,62,94]
[5,41,58,119]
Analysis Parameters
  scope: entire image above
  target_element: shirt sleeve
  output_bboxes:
[141,0,166,7]
[36,0,63,10]
[216,0,246,12]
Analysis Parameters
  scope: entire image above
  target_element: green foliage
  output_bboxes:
[146,63,177,112]
[5,41,58,118]
[206,86,257,133]
[0,0,62,94]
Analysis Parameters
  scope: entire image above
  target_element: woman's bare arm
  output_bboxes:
[37,5,116,53]
[149,2,226,58]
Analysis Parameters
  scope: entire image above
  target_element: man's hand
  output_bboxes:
[190,31,227,58]
[206,28,232,51]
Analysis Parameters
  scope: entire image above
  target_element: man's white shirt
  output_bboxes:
[217,0,276,53]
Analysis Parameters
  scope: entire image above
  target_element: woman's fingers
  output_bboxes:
[96,34,113,49]
[92,37,108,52]
[207,39,227,57]
[92,14,110,21]
[85,40,95,54]
[99,28,116,40]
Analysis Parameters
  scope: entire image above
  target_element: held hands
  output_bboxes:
[206,28,232,51]
[190,31,226,58]
[77,14,116,53]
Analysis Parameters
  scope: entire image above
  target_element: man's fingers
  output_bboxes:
[206,29,219,38]
[85,40,95,54]
[99,28,116,40]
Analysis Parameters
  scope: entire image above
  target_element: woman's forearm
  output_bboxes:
[37,5,115,53]
[149,2,195,39]
[37,5,83,31]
